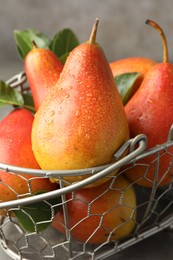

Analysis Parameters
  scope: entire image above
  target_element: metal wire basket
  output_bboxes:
[0,72,173,260]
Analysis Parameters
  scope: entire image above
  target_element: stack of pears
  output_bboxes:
[31,19,130,187]
[2,17,173,246]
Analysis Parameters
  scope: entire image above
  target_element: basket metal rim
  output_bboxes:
[0,137,146,208]
[0,134,147,177]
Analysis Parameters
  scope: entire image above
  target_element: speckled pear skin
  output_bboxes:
[32,21,129,187]
[0,108,57,215]
[124,20,173,187]
[24,47,63,111]
[124,62,173,187]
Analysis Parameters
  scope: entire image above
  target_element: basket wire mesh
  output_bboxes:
[0,72,172,260]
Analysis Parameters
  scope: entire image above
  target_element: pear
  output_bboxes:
[124,20,173,187]
[24,43,63,111]
[32,19,130,187]
[0,108,57,215]
[52,174,136,245]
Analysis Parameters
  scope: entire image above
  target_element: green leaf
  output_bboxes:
[59,52,70,64]
[13,194,62,232]
[0,81,24,106]
[13,29,50,60]
[115,72,141,105]
[21,93,35,113]
[27,29,51,49]
[50,28,79,59]
[0,81,35,112]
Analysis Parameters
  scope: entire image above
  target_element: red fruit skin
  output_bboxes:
[52,175,136,245]
[32,41,130,174]
[24,48,63,111]
[124,63,173,187]
[0,108,57,210]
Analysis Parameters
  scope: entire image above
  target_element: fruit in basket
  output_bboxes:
[52,174,136,245]
[0,108,57,215]
[109,57,156,99]
[24,43,63,110]
[124,19,173,187]
[32,19,130,187]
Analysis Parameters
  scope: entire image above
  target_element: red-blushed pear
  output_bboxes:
[24,43,63,111]
[109,57,156,98]
[124,19,173,187]
[0,108,57,215]
[32,19,130,188]
[52,174,136,245]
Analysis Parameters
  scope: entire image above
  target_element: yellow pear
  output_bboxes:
[32,19,129,187]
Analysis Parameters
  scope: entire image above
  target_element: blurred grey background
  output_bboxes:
[1,0,173,81]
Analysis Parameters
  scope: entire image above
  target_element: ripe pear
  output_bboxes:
[0,108,57,215]
[109,57,156,98]
[124,20,173,187]
[32,19,130,187]
[52,174,136,245]
[24,43,63,111]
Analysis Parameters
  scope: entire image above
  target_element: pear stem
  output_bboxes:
[89,18,99,44]
[146,19,169,63]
